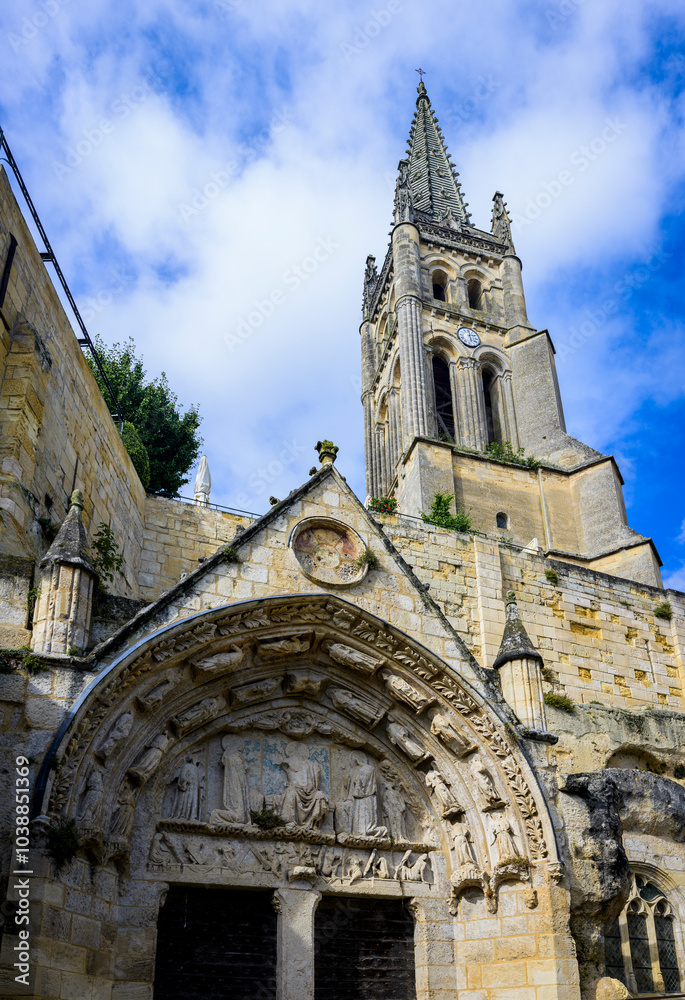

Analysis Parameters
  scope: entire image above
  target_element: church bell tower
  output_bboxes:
[360,80,662,587]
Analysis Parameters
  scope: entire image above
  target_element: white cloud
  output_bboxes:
[1,0,684,521]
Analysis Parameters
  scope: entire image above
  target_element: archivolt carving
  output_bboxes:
[40,594,551,870]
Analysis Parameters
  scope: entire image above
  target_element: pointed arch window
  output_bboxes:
[605,875,682,995]
[432,356,455,441]
[468,278,483,310]
[481,367,502,446]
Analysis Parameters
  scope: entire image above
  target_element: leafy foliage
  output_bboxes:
[87,337,202,496]
[120,421,150,490]
[674,764,685,780]
[45,818,81,871]
[368,494,397,514]
[654,601,673,621]
[355,546,379,570]
[250,806,284,830]
[544,691,575,713]
[545,569,559,586]
[421,491,473,533]
[485,441,539,469]
[92,523,123,588]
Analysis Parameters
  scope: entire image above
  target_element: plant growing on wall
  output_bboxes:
[368,495,397,514]
[421,491,473,533]
[485,441,540,469]
[92,523,123,588]
[653,601,672,621]
[45,819,81,871]
[86,337,202,497]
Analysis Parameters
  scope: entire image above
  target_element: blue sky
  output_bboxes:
[1,0,684,587]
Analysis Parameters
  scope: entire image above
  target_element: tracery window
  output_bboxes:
[605,874,682,995]
[432,355,455,441]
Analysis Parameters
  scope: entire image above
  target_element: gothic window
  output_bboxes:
[604,875,682,995]
[496,512,508,529]
[432,279,446,301]
[481,368,502,445]
[432,355,455,441]
[468,278,483,310]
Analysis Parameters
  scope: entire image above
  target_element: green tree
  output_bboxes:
[87,338,202,497]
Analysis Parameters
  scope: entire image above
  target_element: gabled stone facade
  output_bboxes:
[0,83,684,1000]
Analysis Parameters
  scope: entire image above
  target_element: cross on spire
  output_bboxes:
[415,67,426,81]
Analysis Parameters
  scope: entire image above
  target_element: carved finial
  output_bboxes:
[69,489,84,509]
[491,191,516,253]
[505,590,517,605]
[315,440,339,467]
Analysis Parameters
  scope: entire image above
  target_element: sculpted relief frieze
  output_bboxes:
[43,594,550,876]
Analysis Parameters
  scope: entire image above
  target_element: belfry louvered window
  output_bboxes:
[604,875,682,995]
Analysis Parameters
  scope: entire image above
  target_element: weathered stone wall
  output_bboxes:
[379,514,684,713]
[0,167,146,599]
[139,496,251,601]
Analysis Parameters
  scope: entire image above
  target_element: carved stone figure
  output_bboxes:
[425,768,464,819]
[451,820,477,867]
[380,775,408,841]
[191,644,244,674]
[137,679,173,711]
[258,634,311,659]
[470,758,504,811]
[149,831,180,866]
[231,677,282,705]
[386,718,429,762]
[285,670,325,696]
[78,771,104,825]
[169,757,205,821]
[276,743,329,830]
[346,854,366,882]
[96,711,133,761]
[381,671,434,713]
[319,848,344,879]
[396,850,430,882]
[394,158,414,224]
[109,782,136,839]
[491,812,521,862]
[128,733,171,785]
[210,740,252,825]
[171,696,226,735]
[429,709,475,758]
[326,643,383,674]
[374,855,392,879]
[329,687,384,727]
[340,753,388,838]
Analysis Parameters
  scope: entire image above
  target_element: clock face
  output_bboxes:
[457,327,481,348]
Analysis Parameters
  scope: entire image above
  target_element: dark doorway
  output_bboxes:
[432,355,455,440]
[153,887,277,1000]
[314,896,416,1000]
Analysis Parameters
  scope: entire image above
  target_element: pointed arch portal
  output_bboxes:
[33,594,567,1000]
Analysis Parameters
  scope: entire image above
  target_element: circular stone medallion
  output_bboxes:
[290,517,368,587]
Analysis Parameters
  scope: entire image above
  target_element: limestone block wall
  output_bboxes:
[0,167,146,599]
[139,496,252,600]
[378,515,685,714]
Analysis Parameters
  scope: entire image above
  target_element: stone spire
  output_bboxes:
[31,490,98,655]
[493,591,546,731]
[493,591,542,668]
[491,191,516,253]
[399,80,471,226]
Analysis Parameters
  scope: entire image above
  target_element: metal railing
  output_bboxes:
[0,126,124,426]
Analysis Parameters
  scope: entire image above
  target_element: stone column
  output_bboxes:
[494,591,546,731]
[501,254,532,344]
[500,371,520,449]
[273,887,321,1000]
[392,222,429,448]
[456,358,487,451]
[31,490,98,655]
[362,390,375,498]
[448,360,460,444]
[388,388,401,482]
